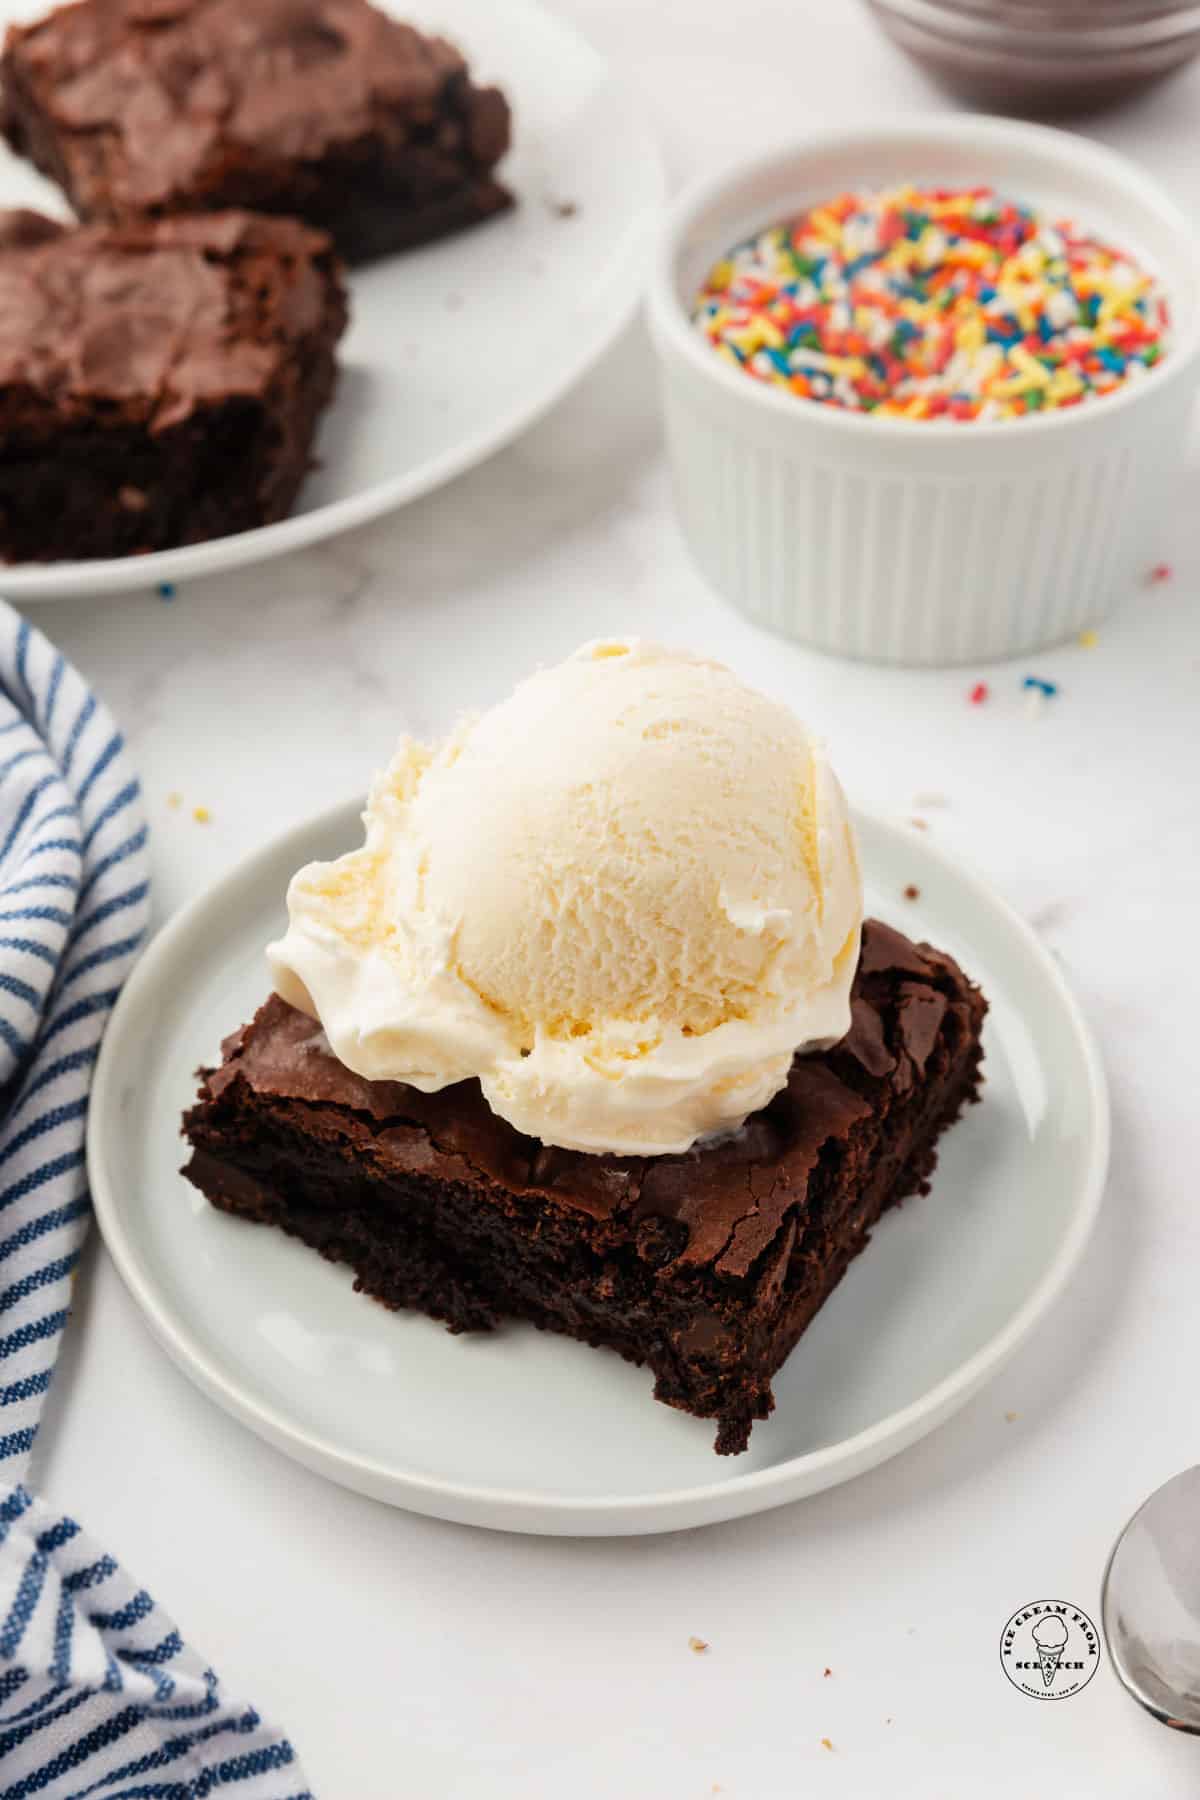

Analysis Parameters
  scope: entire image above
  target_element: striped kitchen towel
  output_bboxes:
[0,605,311,1798]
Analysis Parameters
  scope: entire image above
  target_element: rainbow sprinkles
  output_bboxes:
[694,184,1170,421]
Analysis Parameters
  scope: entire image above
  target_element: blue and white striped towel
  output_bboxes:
[0,605,311,1798]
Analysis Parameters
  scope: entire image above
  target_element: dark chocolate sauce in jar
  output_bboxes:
[865,0,1200,114]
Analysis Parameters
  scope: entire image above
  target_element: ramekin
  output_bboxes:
[647,116,1200,666]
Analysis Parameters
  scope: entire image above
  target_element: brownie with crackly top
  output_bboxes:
[0,207,346,563]
[182,920,986,1454]
[1,0,512,264]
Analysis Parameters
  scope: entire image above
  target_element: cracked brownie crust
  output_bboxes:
[1,0,513,263]
[0,207,347,562]
[182,919,987,1453]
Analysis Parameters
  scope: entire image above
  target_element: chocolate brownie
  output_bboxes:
[182,921,986,1454]
[0,208,346,562]
[0,0,513,264]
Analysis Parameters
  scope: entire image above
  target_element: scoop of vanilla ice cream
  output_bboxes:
[268,639,863,1154]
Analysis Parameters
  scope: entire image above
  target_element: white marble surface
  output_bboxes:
[21,0,1200,1792]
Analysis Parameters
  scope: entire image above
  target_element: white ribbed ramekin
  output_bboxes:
[647,117,1200,666]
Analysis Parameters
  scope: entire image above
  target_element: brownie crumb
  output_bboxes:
[635,1214,687,1268]
[903,884,920,900]
[688,1636,709,1654]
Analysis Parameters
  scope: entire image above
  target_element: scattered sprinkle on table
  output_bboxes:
[694,184,1168,420]
[689,1636,709,1654]
[192,805,212,824]
[1078,628,1098,648]
[1022,676,1058,697]
[903,884,920,901]
[157,582,176,599]
[1149,562,1173,583]
[820,1738,834,1752]
[969,681,989,705]
[1005,1410,1018,1423]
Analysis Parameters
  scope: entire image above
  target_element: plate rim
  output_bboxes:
[88,798,1110,1534]
[0,0,666,603]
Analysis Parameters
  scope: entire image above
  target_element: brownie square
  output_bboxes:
[182,921,987,1455]
[0,208,346,562]
[0,0,513,264]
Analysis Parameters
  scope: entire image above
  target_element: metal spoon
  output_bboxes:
[1103,1467,1200,1732]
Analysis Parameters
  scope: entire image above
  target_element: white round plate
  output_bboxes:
[0,0,664,602]
[89,802,1108,1536]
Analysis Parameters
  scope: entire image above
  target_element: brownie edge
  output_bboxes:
[182,921,987,1453]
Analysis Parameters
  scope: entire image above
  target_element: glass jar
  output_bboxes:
[864,1,1200,113]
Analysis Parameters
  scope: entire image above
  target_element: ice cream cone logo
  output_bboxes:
[1032,1616,1069,1687]
[1000,1600,1100,1701]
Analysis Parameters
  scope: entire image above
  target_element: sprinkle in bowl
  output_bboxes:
[647,116,1200,666]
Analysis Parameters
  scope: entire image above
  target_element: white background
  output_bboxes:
[25,0,1200,1792]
